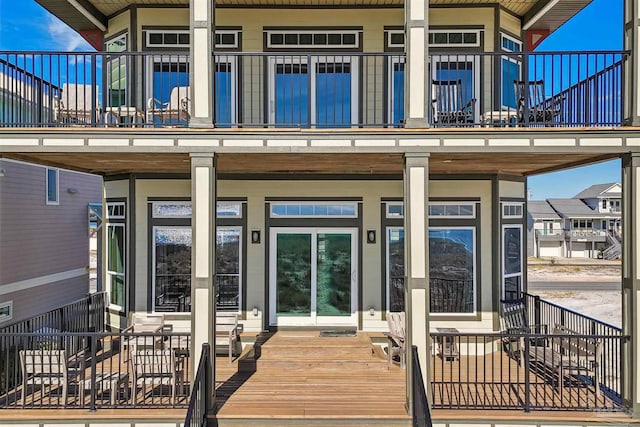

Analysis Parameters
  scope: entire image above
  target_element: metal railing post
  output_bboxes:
[89,334,97,411]
[523,333,531,412]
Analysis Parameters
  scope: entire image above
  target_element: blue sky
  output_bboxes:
[0,0,625,198]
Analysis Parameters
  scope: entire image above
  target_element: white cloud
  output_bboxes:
[46,15,93,51]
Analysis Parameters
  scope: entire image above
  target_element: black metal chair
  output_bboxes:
[513,80,565,125]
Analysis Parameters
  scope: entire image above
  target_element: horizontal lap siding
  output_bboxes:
[1,274,89,324]
[0,160,102,285]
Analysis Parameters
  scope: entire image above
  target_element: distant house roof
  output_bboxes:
[528,201,560,220]
[547,198,614,219]
[573,182,621,199]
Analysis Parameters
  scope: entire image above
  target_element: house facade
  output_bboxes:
[2,0,640,425]
[0,158,102,324]
[528,183,622,259]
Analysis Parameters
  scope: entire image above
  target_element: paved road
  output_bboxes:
[528,281,621,291]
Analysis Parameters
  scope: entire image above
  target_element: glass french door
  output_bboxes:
[269,56,358,128]
[269,228,357,326]
[431,55,480,122]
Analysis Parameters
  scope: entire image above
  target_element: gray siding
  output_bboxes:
[0,274,89,325]
[0,159,102,289]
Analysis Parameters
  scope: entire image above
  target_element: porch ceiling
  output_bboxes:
[1,152,615,177]
[33,0,590,36]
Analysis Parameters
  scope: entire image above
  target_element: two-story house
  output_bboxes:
[528,182,622,259]
[2,0,640,426]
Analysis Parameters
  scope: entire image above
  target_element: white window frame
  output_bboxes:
[107,202,126,220]
[46,168,59,205]
[106,33,127,52]
[385,226,404,313]
[265,30,360,49]
[0,301,13,323]
[151,225,192,313]
[270,201,359,218]
[217,225,243,314]
[146,30,190,48]
[385,29,405,49]
[502,202,524,219]
[106,223,126,311]
[388,55,405,125]
[428,202,476,219]
[431,54,481,123]
[429,29,482,48]
[385,202,404,219]
[429,226,477,316]
[152,201,192,219]
[268,55,359,127]
[500,33,523,110]
[502,224,523,299]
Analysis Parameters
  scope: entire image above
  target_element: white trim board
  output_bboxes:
[0,268,87,296]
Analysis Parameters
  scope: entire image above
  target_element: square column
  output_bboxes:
[189,0,215,127]
[403,0,429,128]
[190,154,216,391]
[403,153,430,412]
[622,153,640,416]
[624,0,640,126]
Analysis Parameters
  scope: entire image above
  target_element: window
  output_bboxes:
[386,30,405,49]
[502,225,522,299]
[388,56,405,126]
[46,168,59,205]
[502,202,523,219]
[500,34,522,110]
[573,219,593,229]
[428,30,481,47]
[105,33,128,107]
[107,224,125,309]
[266,30,360,49]
[429,203,475,218]
[432,55,480,122]
[146,30,190,48]
[270,202,358,218]
[602,200,608,210]
[150,200,245,313]
[383,201,478,315]
[108,202,126,219]
[0,301,12,323]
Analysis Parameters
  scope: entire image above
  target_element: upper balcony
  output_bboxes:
[0,49,627,130]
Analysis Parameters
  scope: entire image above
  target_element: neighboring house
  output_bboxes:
[528,183,622,259]
[0,159,102,325]
[2,0,640,426]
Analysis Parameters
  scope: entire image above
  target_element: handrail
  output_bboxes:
[184,343,211,427]
[411,345,432,427]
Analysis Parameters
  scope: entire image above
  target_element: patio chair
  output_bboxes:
[123,313,173,355]
[19,349,78,406]
[500,298,547,359]
[130,349,183,405]
[514,80,565,125]
[146,86,191,125]
[216,312,240,363]
[431,79,476,126]
[384,311,405,368]
[53,83,101,125]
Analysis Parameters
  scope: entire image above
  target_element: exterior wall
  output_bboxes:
[0,159,101,324]
[500,8,522,37]
[115,177,504,333]
[105,9,131,42]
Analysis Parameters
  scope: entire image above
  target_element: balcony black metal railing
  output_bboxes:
[428,50,627,128]
[184,343,211,427]
[155,273,240,313]
[0,330,192,409]
[429,331,626,411]
[0,50,627,129]
[412,345,433,427]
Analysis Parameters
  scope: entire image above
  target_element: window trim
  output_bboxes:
[0,301,13,323]
[269,201,359,219]
[385,226,405,314]
[265,29,361,50]
[428,202,476,219]
[106,222,126,311]
[502,224,523,299]
[388,55,405,126]
[429,226,478,316]
[107,201,126,220]
[429,29,482,48]
[151,224,192,313]
[46,168,59,205]
[500,32,523,110]
[502,202,524,219]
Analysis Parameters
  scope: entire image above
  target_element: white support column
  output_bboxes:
[190,153,216,389]
[403,0,429,128]
[403,153,430,412]
[189,0,214,127]
[622,153,640,416]
[624,0,640,126]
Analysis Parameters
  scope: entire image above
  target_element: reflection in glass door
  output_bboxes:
[270,228,357,326]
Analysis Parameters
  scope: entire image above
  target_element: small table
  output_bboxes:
[79,371,129,405]
[436,327,460,361]
[104,106,145,127]
[481,111,518,127]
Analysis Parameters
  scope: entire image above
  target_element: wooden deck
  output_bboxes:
[213,331,410,426]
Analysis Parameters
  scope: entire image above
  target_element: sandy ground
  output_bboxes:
[527,261,622,327]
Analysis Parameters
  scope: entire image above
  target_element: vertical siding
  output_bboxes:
[0,159,102,286]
